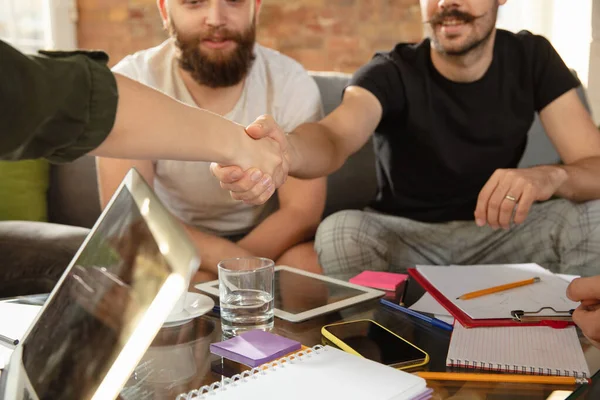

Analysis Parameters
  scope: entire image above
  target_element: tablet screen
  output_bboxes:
[203,268,369,316]
[21,187,172,400]
[273,269,365,314]
[17,169,197,400]
[197,266,384,322]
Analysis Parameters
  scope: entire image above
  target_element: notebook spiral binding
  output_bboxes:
[176,345,327,400]
[447,359,589,380]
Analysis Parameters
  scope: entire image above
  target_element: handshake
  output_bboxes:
[211,115,292,205]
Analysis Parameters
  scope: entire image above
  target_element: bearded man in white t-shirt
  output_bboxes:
[96,0,326,281]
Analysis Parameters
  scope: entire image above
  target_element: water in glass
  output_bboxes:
[220,289,274,337]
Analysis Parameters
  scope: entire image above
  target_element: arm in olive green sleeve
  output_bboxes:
[0,40,288,183]
[0,40,241,164]
[0,40,118,163]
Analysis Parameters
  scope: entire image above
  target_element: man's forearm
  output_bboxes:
[286,88,381,180]
[556,156,600,202]
[181,223,253,274]
[93,74,247,164]
[288,122,349,179]
[237,208,320,261]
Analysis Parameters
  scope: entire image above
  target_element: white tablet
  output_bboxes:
[195,266,385,322]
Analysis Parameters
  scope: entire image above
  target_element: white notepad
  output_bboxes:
[0,303,41,369]
[446,324,590,378]
[409,293,455,325]
[416,264,578,320]
[177,345,430,400]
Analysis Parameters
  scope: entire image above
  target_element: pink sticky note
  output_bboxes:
[349,271,408,291]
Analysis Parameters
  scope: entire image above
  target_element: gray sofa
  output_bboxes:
[0,71,592,296]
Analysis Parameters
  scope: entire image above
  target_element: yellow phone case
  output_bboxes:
[321,319,430,370]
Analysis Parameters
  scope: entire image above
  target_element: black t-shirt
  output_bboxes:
[350,30,579,222]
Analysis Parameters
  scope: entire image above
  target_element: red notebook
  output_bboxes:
[407,268,572,329]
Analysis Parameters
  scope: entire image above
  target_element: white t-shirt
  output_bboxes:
[112,39,323,236]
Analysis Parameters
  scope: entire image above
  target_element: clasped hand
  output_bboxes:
[213,115,289,205]
[474,166,568,229]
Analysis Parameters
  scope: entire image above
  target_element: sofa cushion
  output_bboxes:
[0,159,49,221]
[47,155,101,228]
[310,72,353,115]
[0,221,89,297]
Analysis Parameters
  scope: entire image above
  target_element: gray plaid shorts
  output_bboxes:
[314,199,600,280]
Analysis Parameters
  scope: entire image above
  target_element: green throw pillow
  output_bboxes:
[0,159,50,221]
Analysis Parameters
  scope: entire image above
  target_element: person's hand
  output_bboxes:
[474,166,567,229]
[212,115,291,205]
[567,276,600,348]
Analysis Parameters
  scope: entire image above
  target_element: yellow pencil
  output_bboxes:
[416,372,590,385]
[456,277,541,300]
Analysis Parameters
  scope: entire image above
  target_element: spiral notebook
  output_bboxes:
[446,324,590,377]
[177,345,431,400]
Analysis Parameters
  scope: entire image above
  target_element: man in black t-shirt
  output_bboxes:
[214,0,600,279]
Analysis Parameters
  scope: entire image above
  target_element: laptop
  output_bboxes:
[0,168,199,400]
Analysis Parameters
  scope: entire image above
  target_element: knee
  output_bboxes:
[314,210,367,255]
[314,210,387,279]
[276,242,322,274]
[582,199,600,216]
[553,199,600,275]
[578,199,600,240]
[541,199,600,235]
[568,199,600,233]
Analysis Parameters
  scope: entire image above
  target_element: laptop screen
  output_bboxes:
[14,169,197,400]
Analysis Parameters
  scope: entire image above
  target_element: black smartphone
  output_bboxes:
[321,319,429,369]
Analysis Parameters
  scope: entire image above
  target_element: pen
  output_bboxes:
[399,277,410,306]
[415,371,590,385]
[456,277,541,300]
[380,298,453,331]
[0,334,19,346]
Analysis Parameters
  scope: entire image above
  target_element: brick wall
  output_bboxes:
[256,0,423,72]
[77,0,167,68]
[77,0,424,72]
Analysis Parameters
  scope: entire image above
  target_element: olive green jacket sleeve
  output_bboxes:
[0,40,118,163]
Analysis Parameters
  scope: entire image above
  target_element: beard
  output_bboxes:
[426,7,496,57]
[170,20,256,88]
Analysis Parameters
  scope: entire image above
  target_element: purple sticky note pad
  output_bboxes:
[209,330,301,367]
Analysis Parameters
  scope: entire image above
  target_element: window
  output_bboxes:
[0,0,77,53]
[497,0,593,87]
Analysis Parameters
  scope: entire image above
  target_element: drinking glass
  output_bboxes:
[218,257,275,338]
